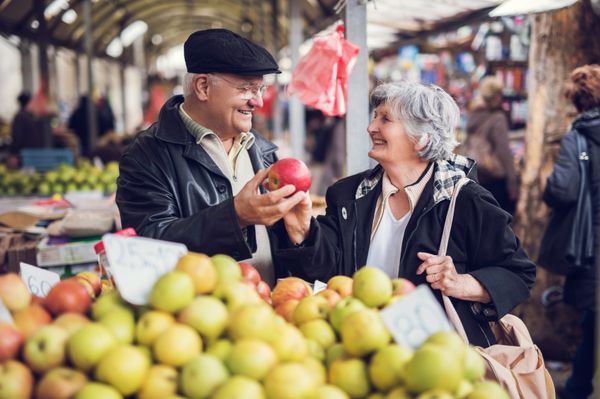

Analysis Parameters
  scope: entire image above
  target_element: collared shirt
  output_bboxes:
[178,104,274,286]
[370,163,434,240]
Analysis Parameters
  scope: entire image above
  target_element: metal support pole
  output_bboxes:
[289,0,305,159]
[19,39,34,94]
[344,0,370,175]
[270,0,283,140]
[83,0,97,153]
[120,61,127,133]
[33,0,49,94]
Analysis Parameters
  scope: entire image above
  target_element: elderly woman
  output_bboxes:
[274,81,536,347]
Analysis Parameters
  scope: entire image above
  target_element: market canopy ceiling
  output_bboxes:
[0,0,507,60]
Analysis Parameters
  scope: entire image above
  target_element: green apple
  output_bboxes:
[206,338,233,361]
[153,323,202,367]
[214,281,263,311]
[463,346,486,381]
[368,344,413,392]
[306,338,325,360]
[294,295,331,324]
[386,387,411,399]
[0,360,33,399]
[91,292,128,320]
[404,343,463,394]
[95,345,150,396]
[137,365,178,399]
[267,323,308,362]
[227,303,276,342]
[53,312,90,338]
[352,266,392,308]
[466,381,510,399]
[136,310,175,346]
[99,308,135,344]
[308,384,349,399]
[225,338,277,380]
[340,309,390,357]
[264,363,319,399]
[23,325,68,373]
[75,382,122,399]
[301,356,327,385]
[179,296,229,342]
[176,252,219,294]
[212,375,265,399]
[149,271,195,313]
[328,358,371,399]
[67,323,117,372]
[424,331,467,360]
[326,343,347,368]
[180,354,230,398]
[328,297,367,332]
[35,367,88,399]
[365,394,385,399]
[211,254,242,283]
[299,319,336,349]
[0,273,30,311]
[455,380,474,399]
[416,389,454,398]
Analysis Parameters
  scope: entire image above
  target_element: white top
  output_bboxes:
[366,202,412,278]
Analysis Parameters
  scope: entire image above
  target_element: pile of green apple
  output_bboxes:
[0,159,119,196]
[0,253,510,399]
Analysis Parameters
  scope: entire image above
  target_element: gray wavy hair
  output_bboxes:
[370,81,459,161]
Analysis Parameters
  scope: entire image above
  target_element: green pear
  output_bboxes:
[95,345,150,396]
[67,323,117,372]
[149,272,195,314]
[99,308,135,344]
[368,344,413,392]
[352,266,392,307]
[329,358,371,398]
[180,354,230,399]
[179,296,229,342]
[212,375,265,399]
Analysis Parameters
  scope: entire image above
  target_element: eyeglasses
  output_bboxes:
[210,74,267,100]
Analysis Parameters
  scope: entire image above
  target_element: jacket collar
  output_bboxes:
[355,154,475,204]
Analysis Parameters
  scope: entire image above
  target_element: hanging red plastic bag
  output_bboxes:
[287,25,359,116]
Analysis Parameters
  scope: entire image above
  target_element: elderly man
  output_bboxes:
[116,29,306,286]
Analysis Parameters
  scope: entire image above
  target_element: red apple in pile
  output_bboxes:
[75,271,102,298]
[45,279,92,316]
[239,262,261,286]
[0,323,24,362]
[271,277,312,307]
[267,158,312,193]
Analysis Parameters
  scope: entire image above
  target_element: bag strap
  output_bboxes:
[438,177,472,343]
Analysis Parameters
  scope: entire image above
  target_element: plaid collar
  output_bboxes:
[356,154,473,203]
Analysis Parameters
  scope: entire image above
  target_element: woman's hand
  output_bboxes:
[416,252,491,303]
[283,191,313,245]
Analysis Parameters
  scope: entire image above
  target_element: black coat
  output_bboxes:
[273,157,536,347]
[544,109,600,311]
[116,96,290,279]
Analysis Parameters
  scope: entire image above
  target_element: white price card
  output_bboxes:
[312,280,328,294]
[20,262,60,297]
[380,284,453,350]
[103,234,188,306]
[0,298,13,324]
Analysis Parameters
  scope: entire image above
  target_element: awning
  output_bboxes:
[489,0,579,17]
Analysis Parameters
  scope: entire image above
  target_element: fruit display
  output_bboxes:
[0,159,119,196]
[0,254,510,399]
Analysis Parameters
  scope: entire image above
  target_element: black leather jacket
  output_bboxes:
[116,96,290,277]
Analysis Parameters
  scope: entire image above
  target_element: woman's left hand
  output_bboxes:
[416,252,491,303]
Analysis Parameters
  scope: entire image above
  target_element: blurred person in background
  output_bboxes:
[464,76,518,214]
[274,81,535,347]
[7,92,36,168]
[68,95,115,158]
[546,64,599,399]
[116,29,307,287]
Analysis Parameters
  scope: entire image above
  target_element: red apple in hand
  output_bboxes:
[239,262,261,286]
[267,158,311,193]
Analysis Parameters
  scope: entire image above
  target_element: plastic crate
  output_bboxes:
[20,148,74,172]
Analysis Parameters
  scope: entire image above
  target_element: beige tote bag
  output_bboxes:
[438,177,555,399]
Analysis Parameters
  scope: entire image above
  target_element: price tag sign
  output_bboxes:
[312,280,328,294]
[0,298,13,324]
[380,285,453,350]
[103,234,188,306]
[20,262,60,297]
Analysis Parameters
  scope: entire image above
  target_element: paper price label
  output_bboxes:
[0,298,13,324]
[313,280,328,294]
[380,285,453,350]
[103,234,188,306]
[20,262,60,297]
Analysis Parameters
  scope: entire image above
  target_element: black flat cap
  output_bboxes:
[184,29,281,76]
